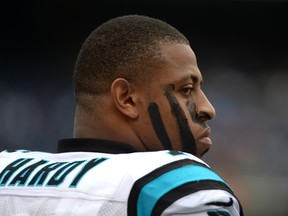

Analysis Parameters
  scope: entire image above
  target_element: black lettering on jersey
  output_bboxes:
[0,158,33,186]
[0,157,109,188]
[47,160,84,186]
[69,157,108,188]
[28,162,67,186]
[9,160,48,186]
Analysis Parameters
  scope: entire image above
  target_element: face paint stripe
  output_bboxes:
[148,102,173,150]
[186,100,208,128]
[165,91,196,155]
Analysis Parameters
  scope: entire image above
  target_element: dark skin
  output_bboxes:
[73,43,216,158]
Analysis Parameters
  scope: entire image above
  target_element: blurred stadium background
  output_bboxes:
[1,1,288,215]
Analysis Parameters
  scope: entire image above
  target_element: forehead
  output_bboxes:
[151,43,203,85]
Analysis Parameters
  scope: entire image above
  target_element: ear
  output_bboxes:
[110,78,139,119]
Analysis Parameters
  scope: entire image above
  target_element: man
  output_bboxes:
[0,15,244,215]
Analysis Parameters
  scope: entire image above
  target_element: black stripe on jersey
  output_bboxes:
[208,210,231,216]
[151,180,235,216]
[128,158,212,216]
[206,197,233,207]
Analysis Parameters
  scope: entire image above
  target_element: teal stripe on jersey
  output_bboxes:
[137,165,228,216]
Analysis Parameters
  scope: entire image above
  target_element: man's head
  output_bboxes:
[73,14,216,158]
[74,14,189,99]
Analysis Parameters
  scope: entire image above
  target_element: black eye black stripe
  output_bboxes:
[148,102,173,150]
[165,90,196,155]
[186,100,208,128]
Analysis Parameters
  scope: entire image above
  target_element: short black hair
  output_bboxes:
[74,14,190,101]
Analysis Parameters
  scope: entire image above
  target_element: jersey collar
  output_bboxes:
[58,138,138,154]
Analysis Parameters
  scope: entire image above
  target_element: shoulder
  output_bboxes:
[125,151,243,216]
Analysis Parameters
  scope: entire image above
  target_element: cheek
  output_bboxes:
[157,101,183,134]
[180,101,198,135]
[186,100,208,128]
[184,101,206,140]
[186,100,196,121]
[146,99,183,151]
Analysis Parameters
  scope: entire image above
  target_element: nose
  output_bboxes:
[196,90,216,121]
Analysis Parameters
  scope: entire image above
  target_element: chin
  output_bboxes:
[198,147,210,158]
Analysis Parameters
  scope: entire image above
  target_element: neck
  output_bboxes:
[73,105,147,151]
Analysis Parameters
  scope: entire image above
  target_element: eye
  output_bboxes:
[181,85,194,96]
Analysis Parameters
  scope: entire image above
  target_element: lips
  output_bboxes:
[199,136,212,145]
[198,128,212,145]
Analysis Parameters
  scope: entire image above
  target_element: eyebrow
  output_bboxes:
[191,74,202,85]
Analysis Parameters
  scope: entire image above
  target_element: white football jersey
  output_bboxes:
[0,149,243,216]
